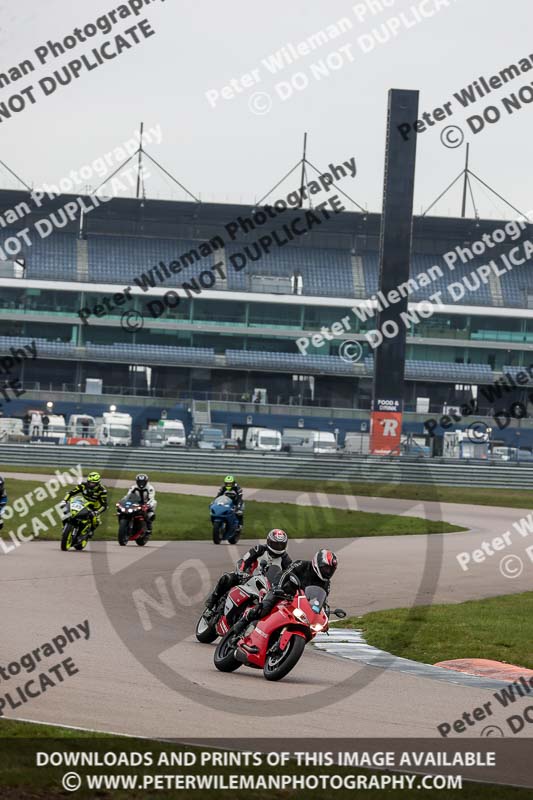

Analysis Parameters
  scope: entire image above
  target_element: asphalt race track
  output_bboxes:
[2,483,533,750]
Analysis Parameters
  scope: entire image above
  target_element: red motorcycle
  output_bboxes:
[195,563,280,644]
[116,493,150,546]
[214,582,346,681]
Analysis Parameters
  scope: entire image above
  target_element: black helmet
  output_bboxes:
[0,476,4,495]
[136,473,148,489]
[266,529,288,557]
[312,549,338,581]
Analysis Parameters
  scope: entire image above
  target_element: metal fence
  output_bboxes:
[0,444,530,488]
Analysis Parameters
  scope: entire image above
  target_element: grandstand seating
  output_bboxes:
[362,251,497,306]
[0,230,77,281]
[499,264,533,307]
[0,334,501,382]
[4,220,532,310]
[85,342,216,366]
[502,365,533,383]
[86,234,217,284]
[364,355,493,381]
[0,336,77,358]
[225,348,362,375]
[226,244,354,297]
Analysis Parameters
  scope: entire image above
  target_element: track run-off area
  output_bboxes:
[2,471,532,781]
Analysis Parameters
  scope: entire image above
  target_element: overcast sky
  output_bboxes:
[0,0,531,219]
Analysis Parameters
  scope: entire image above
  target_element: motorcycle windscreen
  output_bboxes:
[305,586,327,613]
[265,564,282,585]
[215,495,233,507]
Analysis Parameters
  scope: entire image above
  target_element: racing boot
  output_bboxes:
[232,605,259,637]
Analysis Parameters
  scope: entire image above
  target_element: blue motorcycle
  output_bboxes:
[210,491,241,545]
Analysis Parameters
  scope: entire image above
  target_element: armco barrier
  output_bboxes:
[0,444,530,488]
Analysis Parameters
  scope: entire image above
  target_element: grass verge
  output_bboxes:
[0,719,529,799]
[0,463,531,509]
[336,591,533,669]
[1,478,463,540]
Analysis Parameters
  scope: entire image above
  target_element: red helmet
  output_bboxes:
[266,529,288,557]
[312,549,338,581]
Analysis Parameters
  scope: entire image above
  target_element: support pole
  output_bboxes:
[461,143,470,218]
[299,132,307,208]
[136,121,144,199]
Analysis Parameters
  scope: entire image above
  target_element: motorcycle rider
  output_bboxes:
[63,471,108,535]
[204,529,291,620]
[0,476,7,530]
[232,548,338,635]
[216,474,244,530]
[128,473,157,535]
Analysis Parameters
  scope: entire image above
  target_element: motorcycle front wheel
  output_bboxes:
[212,520,224,545]
[213,630,241,672]
[195,611,218,644]
[263,634,306,681]
[118,518,130,546]
[60,522,75,551]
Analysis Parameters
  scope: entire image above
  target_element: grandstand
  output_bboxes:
[1,187,533,440]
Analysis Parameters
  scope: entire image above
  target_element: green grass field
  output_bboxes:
[1,463,530,509]
[337,591,533,669]
[1,477,463,541]
[0,719,529,799]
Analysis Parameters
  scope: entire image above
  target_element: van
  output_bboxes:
[155,419,186,447]
[245,427,282,451]
[282,428,337,454]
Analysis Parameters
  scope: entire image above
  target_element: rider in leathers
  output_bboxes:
[128,473,157,535]
[232,549,338,635]
[204,529,291,618]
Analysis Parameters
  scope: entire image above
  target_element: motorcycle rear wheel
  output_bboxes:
[213,630,241,672]
[263,634,306,681]
[228,525,241,545]
[74,538,88,551]
[195,612,218,644]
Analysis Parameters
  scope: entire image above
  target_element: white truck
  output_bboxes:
[245,427,282,451]
[96,412,132,446]
[67,414,98,445]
